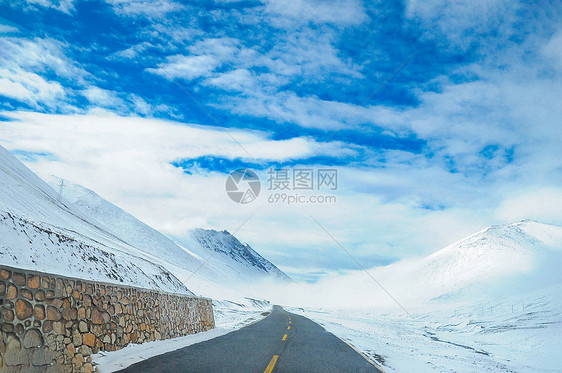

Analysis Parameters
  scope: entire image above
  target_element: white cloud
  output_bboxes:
[104,0,184,18]
[82,87,125,108]
[14,0,75,13]
[205,69,254,92]
[542,29,562,70]
[0,25,19,34]
[149,27,362,91]
[147,55,219,81]
[0,68,66,108]
[109,42,154,61]
[496,188,562,225]
[251,29,362,80]
[221,90,372,130]
[405,0,516,51]
[0,37,89,83]
[128,94,153,115]
[264,0,367,27]
[0,110,352,232]
[147,37,244,81]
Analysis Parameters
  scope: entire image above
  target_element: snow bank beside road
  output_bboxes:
[290,284,562,372]
[93,299,273,372]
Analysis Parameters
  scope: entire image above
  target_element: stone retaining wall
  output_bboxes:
[0,265,214,372]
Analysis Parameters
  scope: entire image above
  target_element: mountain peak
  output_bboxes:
[191,228,291,282]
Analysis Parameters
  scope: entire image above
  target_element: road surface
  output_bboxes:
[118,305,382,373]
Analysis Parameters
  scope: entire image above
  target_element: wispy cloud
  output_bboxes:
[0,68,66,108]
[9,0,75,14]
[147,55,219,81]
[104,0,184,18]
[82,86,125,108]
[263,0,367,27]
[0,37,88,82]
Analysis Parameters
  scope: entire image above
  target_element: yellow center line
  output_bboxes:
[287,326,291,330]
[264,355,279,373]
[289,321,292,324]
[282,334,287,341]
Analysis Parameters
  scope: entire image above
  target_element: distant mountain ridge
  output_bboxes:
[43,177,290,286]
[49,178,291,286]
[191,228,291,281]
[374,219,562,304]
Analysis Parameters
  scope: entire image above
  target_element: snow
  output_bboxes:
[188,228,290,282]
[3,143,562,372]
[0,145,289,294]
[93,328,233,372]
[0,146,189,293]
[277,220,562,372]
[371,220,562,305]
[42,174,291,289]
[290,284,562,372]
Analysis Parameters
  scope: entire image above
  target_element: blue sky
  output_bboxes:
[1,0,561,281]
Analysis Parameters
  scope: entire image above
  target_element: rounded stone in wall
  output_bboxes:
[12,273,26,286]
[2,307,15,322]
[46,306,62,321]
[15,299,33,320]
[35,289,46,301]
[6,284,17,300]
[0,269,11,280]
[2,323,14,333]
[28,275,41,289]
[34,305,46,320]
[42,321,53,333]
[20,288,33,300]
[23,328,44,348]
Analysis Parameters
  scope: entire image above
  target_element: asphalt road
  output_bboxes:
[118,305,382,373]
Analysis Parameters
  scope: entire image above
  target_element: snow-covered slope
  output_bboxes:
[0,145,189,293]
[39,176,290,296]
[384,220,562,303]
[43,177,209,276]
[275,222,562,372]
[188,229,290,282]
[295,282,562,373]
[285,223,562,372]
[265,220,562,310]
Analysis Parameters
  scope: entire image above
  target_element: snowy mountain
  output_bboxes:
[374,220,562,304]
[189,228,290,282]
[269,220,562,310]
[0,145,289,298]
[288,222,562,373]
[41,176,290,289]
[0,145,189,294]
